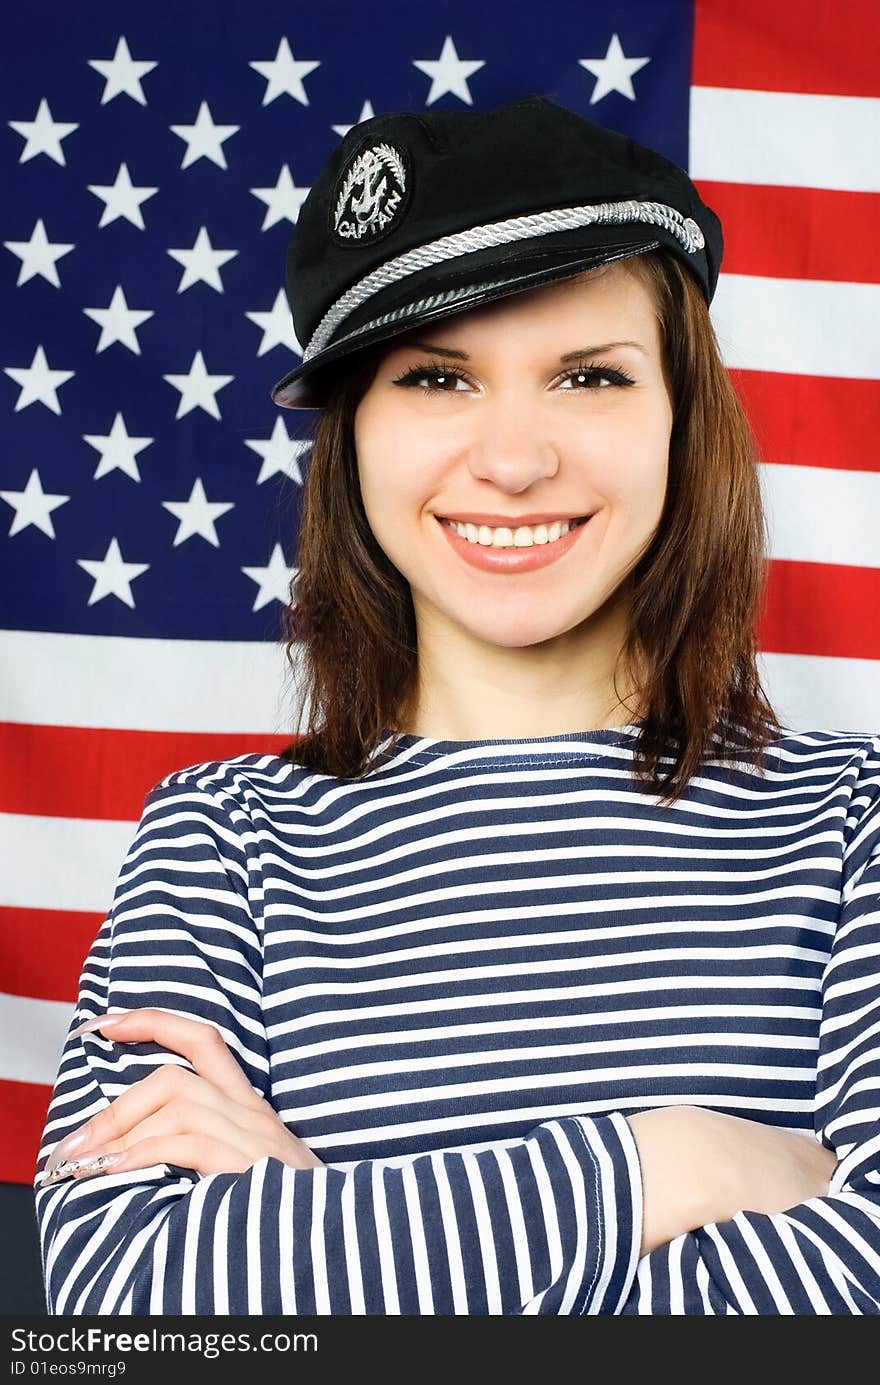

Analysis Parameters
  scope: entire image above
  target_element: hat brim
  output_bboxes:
[270,232,661,409]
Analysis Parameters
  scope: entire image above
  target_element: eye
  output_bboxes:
[392,363,470,391]
[557,363,637,390]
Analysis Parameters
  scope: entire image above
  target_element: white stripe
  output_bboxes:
[711,274,880,380]
[463,1154,502,1312]
[246,1157,265,1313]
[149,1216,169,1314]
[0,993,73,1084]
[308,1167,330,1313]
[690,86,880,192]
[772,1215,833,1313]
[371,1160,398,1313]
[760,462,880,570]
[340,1167,365,1313]
[430,1153,468,1313]
[401,1162,434,1313]
[278,1166,296,1314]
[181,1177,201,1313]
[758,651,880,744]
[272,1029,821,1094]
[737,1215,795,1312]
[1,810,139,912]
[520,1138,563,1313]
[212,1182,233,1315]
[497,1153,533,1307]
[0,628,297,731]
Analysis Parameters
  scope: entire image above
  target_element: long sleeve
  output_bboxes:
[620,738,880,1314]
[34,770,642,1315]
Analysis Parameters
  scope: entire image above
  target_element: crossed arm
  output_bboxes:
[34,771,880,1314]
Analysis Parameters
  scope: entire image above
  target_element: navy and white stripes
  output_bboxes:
[35,722,880,1313]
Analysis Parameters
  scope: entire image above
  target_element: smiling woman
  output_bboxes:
[283,243,781,804]
[33,95,880,1318]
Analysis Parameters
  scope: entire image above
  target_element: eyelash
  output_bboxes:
[391,360,637,392]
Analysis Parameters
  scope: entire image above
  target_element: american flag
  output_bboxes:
[1,0,878,1186]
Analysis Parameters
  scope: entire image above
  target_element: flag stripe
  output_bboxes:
[695,183,880,285]
[692,0,880,99]
[0,720,293,819]
[0,993,71,1085]
[1,905,111,1003]
[760,560,880,661]
[2,810,146,913]
[729,371,880,476]
[760,463,880,570]
[0,631,295,732]
[690,87,880,192]
[1,1079,54,1184]
[711,274,880,379]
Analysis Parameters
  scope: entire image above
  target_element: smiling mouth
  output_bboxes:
[436,514,591,547]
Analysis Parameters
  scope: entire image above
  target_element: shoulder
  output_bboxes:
[140,752,307,832]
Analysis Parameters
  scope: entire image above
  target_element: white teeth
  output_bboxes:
[443,518,586,548]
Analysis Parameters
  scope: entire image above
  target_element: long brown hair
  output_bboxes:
[275,247,784,805]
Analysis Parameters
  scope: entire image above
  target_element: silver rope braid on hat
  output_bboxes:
[302,198,706,362]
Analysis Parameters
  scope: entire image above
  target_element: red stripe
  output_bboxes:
[0,906,102,1004]
[760,559,880,660]
[695,182,880,285]
[0,723,299,819]
[0,1079,51,1184]
[693,0,880,96]
[729,370,880,475]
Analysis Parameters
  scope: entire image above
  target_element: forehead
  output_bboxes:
[387,261,656,354]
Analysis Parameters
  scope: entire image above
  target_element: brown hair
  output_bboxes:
[275,247,784,805]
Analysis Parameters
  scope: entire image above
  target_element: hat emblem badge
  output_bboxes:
[333,142,408,244]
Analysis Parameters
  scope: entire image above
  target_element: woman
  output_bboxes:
[34,96,879,1315]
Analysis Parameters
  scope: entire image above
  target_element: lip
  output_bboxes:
[435,513,592,573]
[436,512,590,526]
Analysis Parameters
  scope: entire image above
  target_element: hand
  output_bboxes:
[626,1105,838,1257]
[38,1008,324,1186]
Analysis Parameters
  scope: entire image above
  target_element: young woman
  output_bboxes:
[34,96,879,1315]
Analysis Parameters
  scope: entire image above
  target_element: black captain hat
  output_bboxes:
[270,93,723,410]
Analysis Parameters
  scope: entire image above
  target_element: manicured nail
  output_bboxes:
[39,1159,76,1186]
[45,1127,91,1172]
[70,1013,126,1040]
[70,1152,124,1177]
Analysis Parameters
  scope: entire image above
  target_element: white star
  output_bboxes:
[88,162,159,230]
[4,345,74,414]
[245,288,301,356]
[250,164,311,231]
[9,98,78,166]
[250,36,320,106]
[579,34,651,104]
[332,99,377,140]
[77,536,149,609]
[413,35,486,105]
[170,101,240,170]
[163,350,234,420]
[167,226,238,293]
[83,285,154,355]
[162,476,235,548]
[4,219,75,288]
[88,35,157,105]
[241,543,297,612]
[0,468,70,538]
[244,417,310,484]
[83,413,154,481]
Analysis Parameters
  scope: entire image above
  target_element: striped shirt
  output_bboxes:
[34,721,880,1314]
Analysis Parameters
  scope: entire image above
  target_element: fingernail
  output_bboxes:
[70,1152,124,1177]
[46,1127,91,1171]
[70,1014,125,1040]
[39,1160,76,1187]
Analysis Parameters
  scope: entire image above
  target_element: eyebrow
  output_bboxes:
[401,339,648,362]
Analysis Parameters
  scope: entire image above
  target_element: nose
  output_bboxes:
[465,393,560,491]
